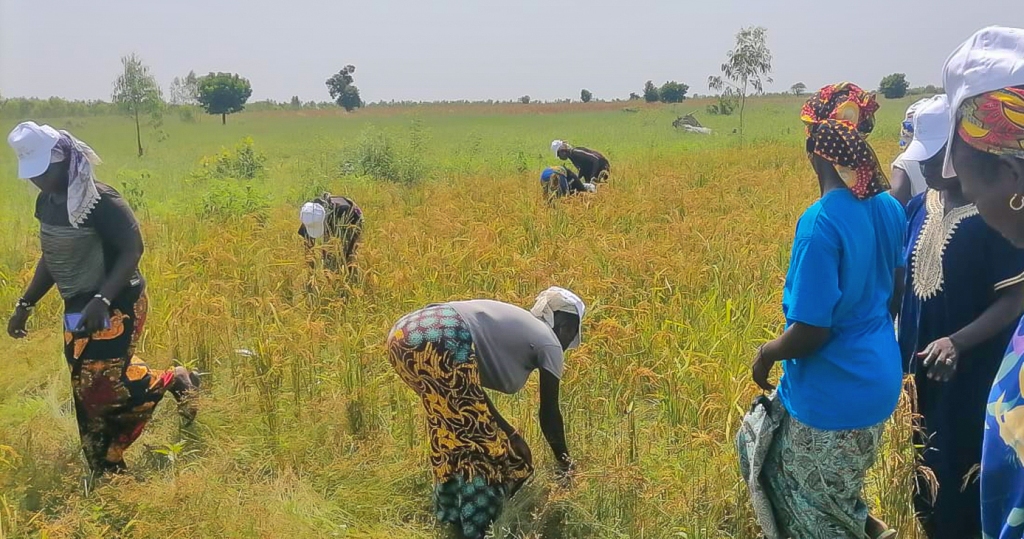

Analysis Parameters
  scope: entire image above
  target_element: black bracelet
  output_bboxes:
[15,298,35,312]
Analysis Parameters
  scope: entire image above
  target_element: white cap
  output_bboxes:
[902,95,951,162]
[551,139,566,156]
[300,202,327,239]
[942,26,1024,177]
[7,121,60,179]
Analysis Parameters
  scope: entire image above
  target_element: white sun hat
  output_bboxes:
[902,94,951,162]
[7,121,61,179]
[300,202,327,239]
[941,26,1024,177]
[551,139,566,156]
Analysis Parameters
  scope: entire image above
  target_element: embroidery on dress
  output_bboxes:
[912,190,978,300]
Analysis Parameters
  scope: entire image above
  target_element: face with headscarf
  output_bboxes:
[801,83,889,199]
[951,87,1024,246]
[530,286,585,351]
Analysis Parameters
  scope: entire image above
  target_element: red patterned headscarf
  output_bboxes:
[958,86,1024,160]
[802,83,888,200]
[801,82,880,135]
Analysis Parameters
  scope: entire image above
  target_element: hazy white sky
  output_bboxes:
[1,0,1021,103]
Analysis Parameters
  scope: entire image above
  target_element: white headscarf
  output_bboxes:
[51,131,102,228]
[530,286,586,349]
[551,140,567,156]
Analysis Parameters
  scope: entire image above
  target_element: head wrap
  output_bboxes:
[800,82,879,135]
[802,84,888,200]
[530,286,585,349]
[51,132,102,228]
[551,140,568,156]
[957,87,1024,160]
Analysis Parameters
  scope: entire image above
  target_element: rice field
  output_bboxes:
[0,96,924,538]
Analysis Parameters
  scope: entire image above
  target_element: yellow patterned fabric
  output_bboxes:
[387,304,533,538]
[958,87,1024,159]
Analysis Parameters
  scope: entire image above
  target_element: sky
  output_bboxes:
[1,0,1021,104]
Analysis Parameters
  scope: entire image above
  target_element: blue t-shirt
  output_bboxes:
[777,189,907,431]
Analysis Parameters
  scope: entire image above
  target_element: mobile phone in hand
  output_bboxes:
[64,313,111,335]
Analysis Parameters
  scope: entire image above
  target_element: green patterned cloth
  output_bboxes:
[762,410,884,539]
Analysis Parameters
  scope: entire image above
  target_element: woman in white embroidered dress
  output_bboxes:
[896,95,1024,539]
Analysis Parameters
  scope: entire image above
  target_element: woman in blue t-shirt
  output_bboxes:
[744,84,906,539]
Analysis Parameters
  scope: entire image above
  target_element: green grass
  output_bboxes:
[0,96,923,538]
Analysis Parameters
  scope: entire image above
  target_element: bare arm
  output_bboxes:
[889,166,913,207]
[538,369,569,464]
[98,229,143,302]
[891,267,906,319]
[762,322,832,364]
[22,256,55,304]
[952,283,1024,352]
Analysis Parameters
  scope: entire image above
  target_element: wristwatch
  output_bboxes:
[15,298,34,312]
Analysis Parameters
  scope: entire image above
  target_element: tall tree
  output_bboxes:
[580,89,593,103]
[879,73,910,99]
[169,70,200,106]
[326,65,362,112]
[643,81,660,103]
[112,53,163,157]
[659,81,689,103]
[708,26,774,141]
[791,82,807,96]
[197,73,253,124]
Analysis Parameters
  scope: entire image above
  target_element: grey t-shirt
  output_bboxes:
[449,299,565,394]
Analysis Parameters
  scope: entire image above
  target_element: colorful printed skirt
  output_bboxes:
[387,304,533,539]
[760,410,884,539]
[64,285,174,475]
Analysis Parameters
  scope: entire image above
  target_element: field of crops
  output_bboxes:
[0,96,924,538]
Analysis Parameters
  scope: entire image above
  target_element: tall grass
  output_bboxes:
[0,97,925,538]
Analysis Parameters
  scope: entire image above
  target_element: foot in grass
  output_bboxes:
[169,366,201,425]
[866,514,896,539]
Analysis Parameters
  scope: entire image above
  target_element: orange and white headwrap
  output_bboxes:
[958,86,1024,160]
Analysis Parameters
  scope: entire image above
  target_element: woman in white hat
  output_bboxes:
[298,192,363,274]
[895,94,1024,539]
[935,26,1024,539]
[551,139,610,183]
[385,286,583,539]
[889,98,930,206]
[5,122,199,477]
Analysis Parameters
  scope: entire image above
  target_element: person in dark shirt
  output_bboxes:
[298,193,363,274]
[552,140,611,183]
[5,122,199,477]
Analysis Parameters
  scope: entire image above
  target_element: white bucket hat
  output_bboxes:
[902,94,951,162]
[300,202,327,239]
[530,286,586,349]
[941,26,1024,177]
[7,121,61,179]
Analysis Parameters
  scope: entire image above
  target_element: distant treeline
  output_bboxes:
[1,86,943,119]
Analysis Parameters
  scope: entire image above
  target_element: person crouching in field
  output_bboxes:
[552,140,610,183]
[6,122,199,478]
[386,287,582,539]
[737,84,904,539]
[540,166,595,201]
[299,193,363,275]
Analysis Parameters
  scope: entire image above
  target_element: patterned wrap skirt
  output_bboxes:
[387,304,533,539]
[757,409,884,539]
[63,283,174,474]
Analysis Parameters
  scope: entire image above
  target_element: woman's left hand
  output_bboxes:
[77,298,110,336]
[918,337,959,382]
[751,347,775,391]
